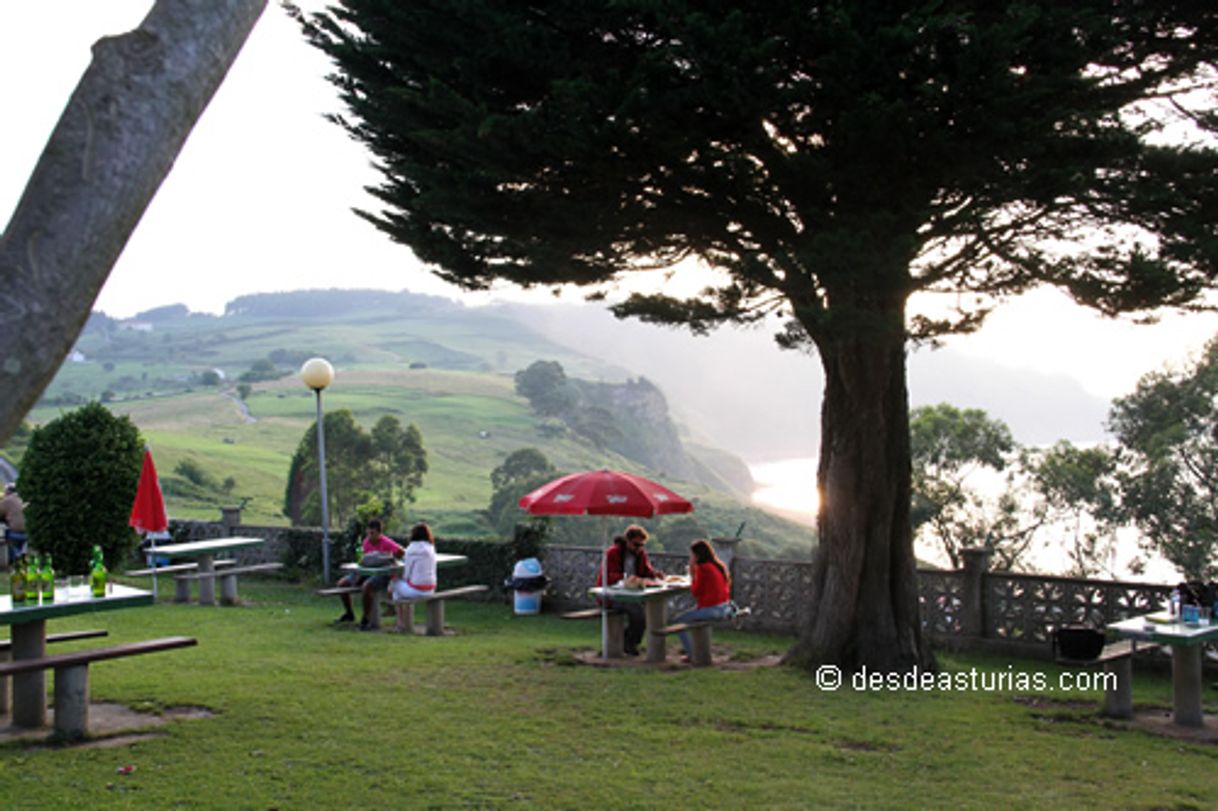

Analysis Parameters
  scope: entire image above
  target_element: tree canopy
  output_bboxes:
[294,1,1218,672]
[1109,337,1218,579]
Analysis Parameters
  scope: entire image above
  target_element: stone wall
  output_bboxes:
[177,512,1176,660]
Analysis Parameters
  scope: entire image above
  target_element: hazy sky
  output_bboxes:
[3,1,1217,402]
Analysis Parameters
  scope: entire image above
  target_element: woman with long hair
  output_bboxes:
[391,522,437,632]
[673,539,732,662]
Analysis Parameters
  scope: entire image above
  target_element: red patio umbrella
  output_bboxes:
[518,468,694,517]
[130,449,169,597]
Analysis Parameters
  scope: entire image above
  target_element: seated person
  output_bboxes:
[389,522,438,631]
[672,539,733,663]
[1,483,27,565]
[334,518,404,629]
[595,524,664,656]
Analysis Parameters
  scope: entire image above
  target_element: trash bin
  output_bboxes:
[505,557,549,615]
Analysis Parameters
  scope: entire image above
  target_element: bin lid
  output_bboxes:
[513,557,543,577]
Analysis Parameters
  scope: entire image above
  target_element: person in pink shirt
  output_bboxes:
[333,518,404,629]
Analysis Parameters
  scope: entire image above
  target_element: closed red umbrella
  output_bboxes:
[129,450,168,533]
[130,449,168,597]
[518,468,694,517]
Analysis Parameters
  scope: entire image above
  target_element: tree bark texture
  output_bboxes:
[785,300,931,673]
[0,0,266,442]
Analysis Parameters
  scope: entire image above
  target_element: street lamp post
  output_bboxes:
[300,358,335,584]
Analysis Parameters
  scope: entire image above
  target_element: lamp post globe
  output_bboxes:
[300,357,335,583]
[300,357,334,391]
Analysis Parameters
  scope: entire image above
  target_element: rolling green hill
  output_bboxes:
[12,291,815,557]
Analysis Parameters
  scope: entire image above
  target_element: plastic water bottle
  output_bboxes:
[1170,588,1181,618]
[90,545,107,598]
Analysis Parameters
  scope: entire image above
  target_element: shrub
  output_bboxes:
[19,402,144,573]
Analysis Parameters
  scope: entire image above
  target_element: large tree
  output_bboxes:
[294,2,1218,672]
[0,0,266,442]
[1109,337,1218,580]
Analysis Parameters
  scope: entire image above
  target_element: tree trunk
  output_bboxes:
[0,0,267,443]
[785,299,932,674]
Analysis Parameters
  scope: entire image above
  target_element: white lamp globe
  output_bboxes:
[300,357,335,391]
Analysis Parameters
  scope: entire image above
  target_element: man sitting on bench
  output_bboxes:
[389,522,438,632]
[334,519,403,630]
[671,539,733,664]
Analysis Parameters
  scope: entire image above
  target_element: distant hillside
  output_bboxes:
[17,290,808,557]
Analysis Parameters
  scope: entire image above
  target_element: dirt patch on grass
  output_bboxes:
[566,647,783,671]
[1014,696,1218,745]
[0,702,215,749]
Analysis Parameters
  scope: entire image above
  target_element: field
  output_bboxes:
[2,579,1215,809]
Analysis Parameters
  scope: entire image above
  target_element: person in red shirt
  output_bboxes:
[673,539,732,662]
[595,525,663,656]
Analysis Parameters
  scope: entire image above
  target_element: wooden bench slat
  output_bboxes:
[125,559,236,577]
[389,584,488,604]
[175,562,284,581]
[318,586,362,596]
[0,629,108,653]
[0,636,197,677]
[561,608,623,620]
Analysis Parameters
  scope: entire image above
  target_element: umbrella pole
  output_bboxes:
[148,533,158,599]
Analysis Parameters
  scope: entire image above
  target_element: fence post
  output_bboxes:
[960,547,992,638]
[220,506,243,537]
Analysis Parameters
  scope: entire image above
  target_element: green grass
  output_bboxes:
[3,580,1216,809]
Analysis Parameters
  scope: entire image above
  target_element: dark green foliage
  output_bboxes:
[285,409,428,529]
[487,447,558,541]
[18,402,143,572]
[1025,441,1119,578]
[1108,338,1218,579]
[176,458,218,489]
[292,0,1218,670]
[239,357,288,384]
[514,361,573,417]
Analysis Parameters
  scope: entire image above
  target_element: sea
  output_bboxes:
[748,457,1179,584]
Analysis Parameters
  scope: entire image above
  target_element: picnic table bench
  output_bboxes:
[1052,627,1163,719]
[125,559,237,602]
[0,629,108,713]
[176,562,284,606]
[0,636,197,739]
[390,585,489,635]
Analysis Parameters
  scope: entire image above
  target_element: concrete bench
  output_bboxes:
[1055,637,1163,719]
[126,560,237,601]
[175,562,284,606]
[389,585,489,635]
[561,608,628,658]
[0,629,109,714]
[651,606,751,666]
[0,636,197,739]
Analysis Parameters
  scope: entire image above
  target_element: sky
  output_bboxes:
[3,1,1218,404]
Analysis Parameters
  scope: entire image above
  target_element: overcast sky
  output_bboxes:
[3,1,1217,402]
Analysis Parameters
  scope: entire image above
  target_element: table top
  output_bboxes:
[341,553,468,576]
[1108,611,1218,646]
[0,583,153,626]
[153,537,266,558]
[589,577,691,604]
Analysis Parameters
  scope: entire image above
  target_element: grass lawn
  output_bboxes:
[3,580,1216,809]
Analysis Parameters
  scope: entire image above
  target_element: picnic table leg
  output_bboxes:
[425,600,445,636]
[220,573,239,606]
[368,587,383,630]
[643,599,667,663]
[197,555,217,606]
[52,664,90,739]
[601,610,625,659]
[1171,644,1204,728]
[12,619,47,728]
[174,574,192,603]
[0,648,9,715]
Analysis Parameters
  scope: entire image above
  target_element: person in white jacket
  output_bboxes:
[391,522,438,632]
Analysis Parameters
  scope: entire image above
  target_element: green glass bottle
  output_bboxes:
[90,545,107,598]
[28,554,41,603]
[10,556,26,603]
[42,553,55,603]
